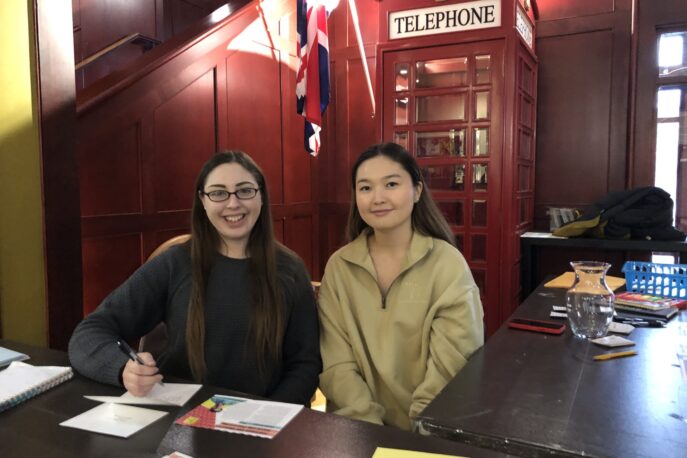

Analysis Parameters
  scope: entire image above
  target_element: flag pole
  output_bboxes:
[347,0,375,117]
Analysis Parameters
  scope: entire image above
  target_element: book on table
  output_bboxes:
[614,292,687,310]
[0,361,73,412]
[614,304,680,320]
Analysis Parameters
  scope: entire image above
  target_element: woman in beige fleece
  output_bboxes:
[318,142,484,430]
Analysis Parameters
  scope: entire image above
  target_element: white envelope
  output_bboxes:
[85,383,201,406]
[60,403,168,438]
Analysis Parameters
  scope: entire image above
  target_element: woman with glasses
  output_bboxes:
[318,143,484,430]
[69,151,321,404]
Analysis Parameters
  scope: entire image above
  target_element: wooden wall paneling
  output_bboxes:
[140,112,158,258]
[216,57,230,149]
[35,0,83,350]
[225,45,284,204]
[319,207,349,275]
[347,56,378,157]
[536,0,615,22]
[151,70,217,212]
[165,0,229,39]
[331,55,353,203]
[273,218,285,244]
[285,216,314,275]
[536,31,614,206]
[82,234,142,315]
[534,8,631,229]
[78,123,142,217]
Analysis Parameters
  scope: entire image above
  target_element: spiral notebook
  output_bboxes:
[0,361,73,413]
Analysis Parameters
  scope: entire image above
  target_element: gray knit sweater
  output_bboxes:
[68,244,321,405]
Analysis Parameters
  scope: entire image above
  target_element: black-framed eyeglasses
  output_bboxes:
[200,188,260,202]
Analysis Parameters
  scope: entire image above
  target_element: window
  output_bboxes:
[652,31,687,263]
[654,31,687,230]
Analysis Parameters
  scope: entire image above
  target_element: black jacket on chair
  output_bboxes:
[553,186,686,241]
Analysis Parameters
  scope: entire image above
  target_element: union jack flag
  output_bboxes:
[296,0,330,156]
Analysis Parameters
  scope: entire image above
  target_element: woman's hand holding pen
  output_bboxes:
[122,351,163,396]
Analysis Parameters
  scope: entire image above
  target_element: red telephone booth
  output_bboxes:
[378,0,538,335]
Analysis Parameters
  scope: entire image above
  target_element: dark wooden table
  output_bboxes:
[417,284,687,458]
[520,231,687,296]
[0,340,512,458]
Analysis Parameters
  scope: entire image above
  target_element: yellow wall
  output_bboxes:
[0,1,47,346]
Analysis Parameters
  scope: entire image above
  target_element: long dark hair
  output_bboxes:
[347,142,456,246]
[187,151,285,381]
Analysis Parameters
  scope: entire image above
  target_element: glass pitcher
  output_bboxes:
[565,261,615,339]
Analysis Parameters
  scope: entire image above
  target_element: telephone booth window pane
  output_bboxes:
[474,128,489,156]
[416,57,468,88]
[393,131,409,149]
[455,234,464,252]
[437,201,464,226]
[421,164,465,191]
[473,164,488,191]
[475,91,490,120]
[519,129,532,159]
[395,98,409,125]
[416,94,466,122]
[472,235,487,261]
[472,199,487,226]
[475,55,491,84]
[472,268,486,293]
[395,63,410,91]
[416,129,465,157]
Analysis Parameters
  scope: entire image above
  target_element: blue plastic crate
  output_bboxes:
[622,261,687,299]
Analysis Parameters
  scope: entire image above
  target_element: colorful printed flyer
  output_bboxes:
[176,395,303,439]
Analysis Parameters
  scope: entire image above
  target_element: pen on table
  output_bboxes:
[117,339,164,385]
[617,319,666,328]
[593,350,638,361]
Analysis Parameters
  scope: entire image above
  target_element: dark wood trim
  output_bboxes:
[34,0,83,350]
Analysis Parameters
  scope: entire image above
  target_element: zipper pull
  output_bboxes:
[381,294,386,309]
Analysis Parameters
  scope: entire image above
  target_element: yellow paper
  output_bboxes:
[544,271,625,291]
[372,447,465,458]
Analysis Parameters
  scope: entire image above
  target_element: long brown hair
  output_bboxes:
[347,142,456,246]
[187,151,285,381]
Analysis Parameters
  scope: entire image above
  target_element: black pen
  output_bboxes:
[117,339,164,385]
[117,339,145,364]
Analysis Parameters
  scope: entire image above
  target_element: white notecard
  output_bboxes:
[85,383,201,406]
[590,335,635,348]
[60,403,168,438]
[608,322,635,335]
